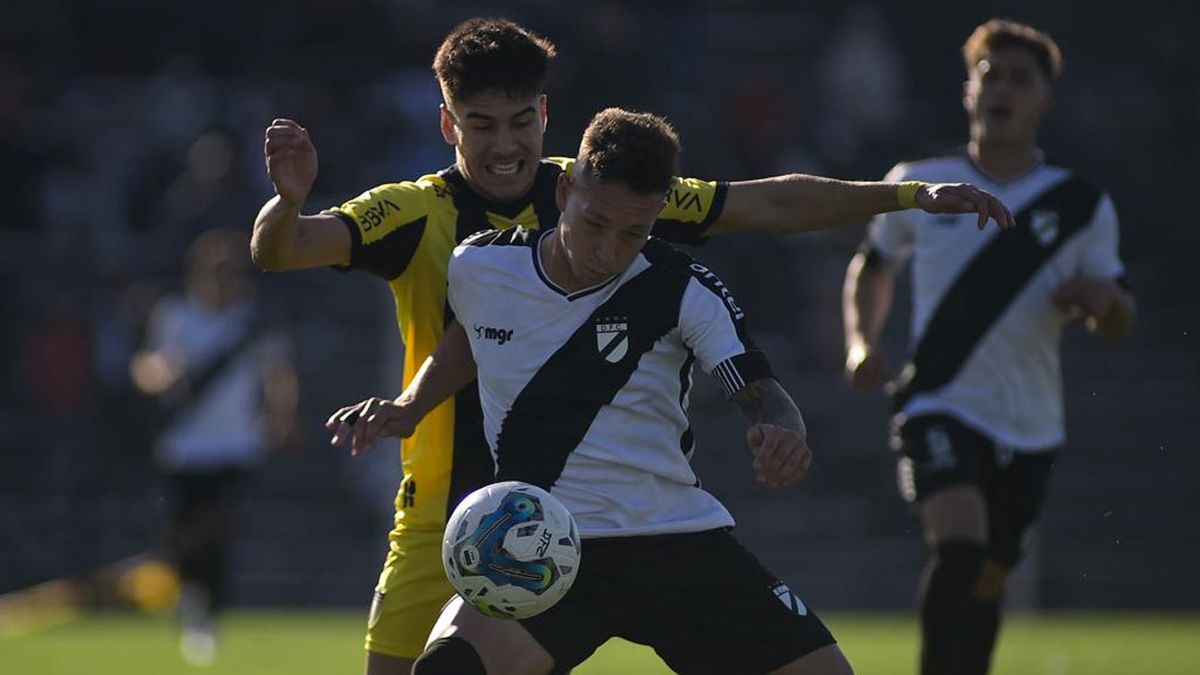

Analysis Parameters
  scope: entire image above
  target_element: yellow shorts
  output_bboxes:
[364,527,456,659]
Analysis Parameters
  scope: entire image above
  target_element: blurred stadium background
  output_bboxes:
[1,0,1197,673]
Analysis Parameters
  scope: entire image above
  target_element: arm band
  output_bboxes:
[897,181,926,209]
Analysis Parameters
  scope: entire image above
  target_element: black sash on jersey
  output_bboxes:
[890,175,1102,411]
[493,256,693,490]
[148,317,260,434]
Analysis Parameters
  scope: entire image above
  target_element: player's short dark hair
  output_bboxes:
[577,108,680,195]
[433,18,557,102]
[963,19,1063,81]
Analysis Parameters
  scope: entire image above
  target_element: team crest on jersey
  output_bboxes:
[769,581,808,616]
[595,316,629,363]
[1030,210,1060,245]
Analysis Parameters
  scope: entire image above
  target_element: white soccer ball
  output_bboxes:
[442,481,581,619]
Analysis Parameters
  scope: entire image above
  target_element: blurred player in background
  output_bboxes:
[253,17,1009,675]
[131,227,296,664]
[842,19,1135,675]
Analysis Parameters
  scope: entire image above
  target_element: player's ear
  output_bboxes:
[439,103,458,146]
[555,172,571,210]
[962,79,974,116]
[538,94,549,132]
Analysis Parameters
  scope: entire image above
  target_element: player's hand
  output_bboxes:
[916,183,1014,231]
[747,423,812,489]
[1051,276,1120,321]
[844,344,890,393]
[264,118,318,206]
[325,397,420,456]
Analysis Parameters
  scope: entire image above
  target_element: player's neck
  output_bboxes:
[540,230,587,293]
[968,139,1043,183]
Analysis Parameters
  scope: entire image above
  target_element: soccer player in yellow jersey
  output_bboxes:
[251,17,1011,675]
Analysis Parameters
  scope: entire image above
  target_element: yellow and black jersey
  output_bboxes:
[326,157,727,532]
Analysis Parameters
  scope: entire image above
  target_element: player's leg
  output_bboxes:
[962,448,1058,674]
[895,414,991,675]
[169,467,245,665]
[624,529,850,675]
[364,527,459,675]
[412,595,555,675]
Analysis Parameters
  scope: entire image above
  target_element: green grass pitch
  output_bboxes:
[3,611,1197,674]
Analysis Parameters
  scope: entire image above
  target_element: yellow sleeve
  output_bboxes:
[324,181,433,280]
[652,176,728,246]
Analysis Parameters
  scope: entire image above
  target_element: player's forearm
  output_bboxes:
[251,195,304,271]
[843,252,895,357]
[731,379,807,440]
[1090,288,1137,343]
[716,175,910,234]
[395,321,477,418]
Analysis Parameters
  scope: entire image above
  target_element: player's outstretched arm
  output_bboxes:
[731,378,812,489]
[842,250,898,392]
[710,175,1013,235]
[326,320,477,455]
[251,118,351,271]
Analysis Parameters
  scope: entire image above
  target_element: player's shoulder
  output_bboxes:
[335,173,450,222]
[886,148,972,182]
[640,238,729,286]
[639,237,697,274]
[1040,159,1108,199]
[542,156,574,174]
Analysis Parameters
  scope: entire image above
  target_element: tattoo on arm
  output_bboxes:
[731,378,807,439]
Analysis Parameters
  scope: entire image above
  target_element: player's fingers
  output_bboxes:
[361,401,399,452]
[756,428,794,482]
[990,196,1014,229]
[746,424,766,454]
[265,136,302,155]
[350,398,385,455]
[326,402,362,428]
[964,190,989,230]
[773,446,807,487]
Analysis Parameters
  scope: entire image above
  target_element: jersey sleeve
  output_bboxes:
[678,265,774,398]
[863,163,918,266]
[323,181,432,280]
[650,176,728,246]
[445,243,475,323]
[1077,192,1125,280]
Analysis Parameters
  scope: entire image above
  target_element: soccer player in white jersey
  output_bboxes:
[350,108,854,674]
[842,20,1136,675]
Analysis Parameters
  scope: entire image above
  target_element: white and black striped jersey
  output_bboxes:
[447,227,773,537]
[866,152,1125,451]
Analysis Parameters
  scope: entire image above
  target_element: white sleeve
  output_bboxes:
[864,163,918,266]
[446,244,470,320]
[1077,193,1125,280]
[679,271,774,398]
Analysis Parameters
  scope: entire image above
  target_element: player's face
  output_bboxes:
[964,48,1052,146]
[441,90,547,203]
[554,173,664,288]
[188,256,249,310]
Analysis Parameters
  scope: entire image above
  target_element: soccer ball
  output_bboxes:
[442,481,581,619]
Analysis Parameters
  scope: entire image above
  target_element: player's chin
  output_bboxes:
[480,163,535,200]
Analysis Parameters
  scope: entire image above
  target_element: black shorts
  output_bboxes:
[893,414,1057,566]
[519,528,835,675]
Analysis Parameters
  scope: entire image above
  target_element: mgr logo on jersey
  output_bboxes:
[1031,209,1060,246]
[595,317,629,363]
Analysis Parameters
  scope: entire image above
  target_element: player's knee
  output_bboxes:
[973,558,1010,601]
[412,637,486,675]
[930,540,987,597]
